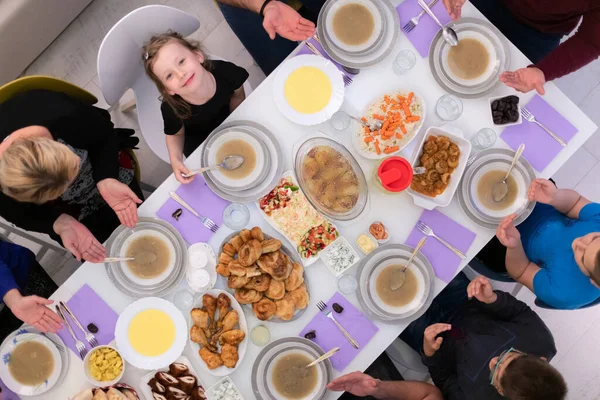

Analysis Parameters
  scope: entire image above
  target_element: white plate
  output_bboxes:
[187,289,248,376]
[139,356,205,400]
[0,333,62,396]
[324,0,384,53]
[273,54,345,126]
[407,126,472,209]
[115,297,187,370]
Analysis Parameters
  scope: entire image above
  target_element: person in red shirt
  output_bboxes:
[444,0,600,95]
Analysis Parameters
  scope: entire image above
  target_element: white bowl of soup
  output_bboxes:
[83,345,125,387]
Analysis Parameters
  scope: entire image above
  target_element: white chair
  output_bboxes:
[97,5,253,163]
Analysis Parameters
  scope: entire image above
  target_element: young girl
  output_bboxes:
[143,32,249,184]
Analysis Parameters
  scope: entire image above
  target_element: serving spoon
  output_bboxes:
[492,143,525,203]
[182,154,244,178]
[389,237,427,291]
[417,0,459,46]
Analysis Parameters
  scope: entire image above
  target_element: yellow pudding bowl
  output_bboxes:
[284,66,333,114]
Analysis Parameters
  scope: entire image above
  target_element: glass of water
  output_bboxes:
[222,203,250,230]
[394,50,416,74]
[337,274,358,295]
[173,289,195,311]
[436,94,463,121]
[330,110,351,131]
[471,128,497,151]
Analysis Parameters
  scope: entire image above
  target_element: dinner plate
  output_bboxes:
[0,333,62,396]
[273,54,345,126]
[115,297,188,370]
[201,121,283,203]
[187,289,249,376]
[218,231,309,322]
[317,0,399,69]
[251,337,333,400]
[105,217,187,299]
[429,18,510,98]
[139,356,205,399]
[356,244,435,322]
[457,148,536,229]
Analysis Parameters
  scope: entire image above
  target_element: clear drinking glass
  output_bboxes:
[330,111,351,131]
[173,289,195,311]
[250,325,271,346]
[436,94,463,121]
[337,274,358,295]
[222,203,250,230]
[470,128,497,151]
[394,50,416,74]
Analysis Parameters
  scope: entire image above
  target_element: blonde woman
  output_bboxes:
[0,89,143,262]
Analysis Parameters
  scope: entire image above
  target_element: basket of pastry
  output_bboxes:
[139,357,207,400]
[217,227,310,322]
[70,384,140,400]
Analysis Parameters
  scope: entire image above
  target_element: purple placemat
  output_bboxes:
[397,0,451,57]
[156,176,229,244]
[56,284,118,356]
[297,38,356,76]
[501,95,577,172]
[299,292,378,371]
[0,377,20,400]
[405,209,476,283]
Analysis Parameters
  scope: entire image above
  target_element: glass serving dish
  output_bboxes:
[429,18,510,99]
[457,148,536,229]
[251,337,332,400]
[105,217,187,298]
[294,136,369,222]
[356,244,435,323]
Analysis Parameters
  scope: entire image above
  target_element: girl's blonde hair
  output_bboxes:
[142,31,212,120]
[0,137,80,204]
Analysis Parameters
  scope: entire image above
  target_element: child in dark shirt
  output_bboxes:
[143,32,249,184]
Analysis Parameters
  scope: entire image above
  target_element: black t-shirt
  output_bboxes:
[161,60,249,156]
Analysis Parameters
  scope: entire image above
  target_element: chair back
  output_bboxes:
[0,75,97,105]
[535,296,600,310]
[468,258,516,283]
[96,5,200,163]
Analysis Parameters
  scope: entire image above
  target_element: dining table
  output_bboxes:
[29,1,596,399]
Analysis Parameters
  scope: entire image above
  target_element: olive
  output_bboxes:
[87,323,99,334]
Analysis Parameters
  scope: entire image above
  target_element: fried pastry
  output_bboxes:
[219,329,246,346]
[221,343,239,368]
[285,262,304,292]
[229,235,244,252]
[222,243,236,257]
[238,239,262,266]
[227,260,246,276]
[245,274,271,292]
[199,347,223,370]
[235,288,263,304]
[252,298,277,321]
[251,226,264,241]
[265,279,285,300]
[240,229,252,243]
[218,252,233,265]
[275,294,295,321]
[245,264,262,278]
[289,283,309,309]
[257,251,292,281]
[216,263,230,277]
[228,275,250,289]
[261,238,282,254]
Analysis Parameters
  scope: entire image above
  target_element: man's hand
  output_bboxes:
[263,1,315,41]
[442,0,466,20]
[467,276,498,304]
[500,67,546,95]
[496,214,522,249]
[3,290,62,333]
[528,178,558,205]
[171,159,195,185]
[98,178,142,228]
[53,214,106,262]
[423,323,451,357]
[327,372,379,396]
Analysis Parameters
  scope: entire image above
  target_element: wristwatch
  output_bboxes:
[260,0,274,18]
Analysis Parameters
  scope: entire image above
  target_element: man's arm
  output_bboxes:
[422,352,464,400]
[217,0,263,12]
[373,380,443,400]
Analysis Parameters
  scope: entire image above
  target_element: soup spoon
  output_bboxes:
[417,0,459,46]
[492,143,525,203]
[182,154,245,178]
[306,347,340,368]
[101,252,157,264]
[390,237,427,291]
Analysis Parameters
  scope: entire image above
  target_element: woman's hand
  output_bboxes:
[98,178,142,227]
[528,178,558,204]
[467,276,497,304]
[327,372,379,396]
[263,1,316,41]
[171,159,195,184]
[423,323,452,357]
[496,214,522,249]
[53,214,106,262]
[500,67,546,95]
[3,289,62,333]
[442,0,466,20]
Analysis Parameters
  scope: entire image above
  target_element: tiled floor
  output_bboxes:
[12,1,600,398]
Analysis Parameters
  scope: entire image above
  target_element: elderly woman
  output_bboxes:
[0,89,143,263]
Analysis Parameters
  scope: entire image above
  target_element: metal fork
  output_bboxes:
[316,301,359,349]
[307,38,353,86]
[521,108,567,147]
[416,221,466,259]
[169,191,219,232]
[55,305,87,359]
[59,301,99,348]
[402,0,440,34]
